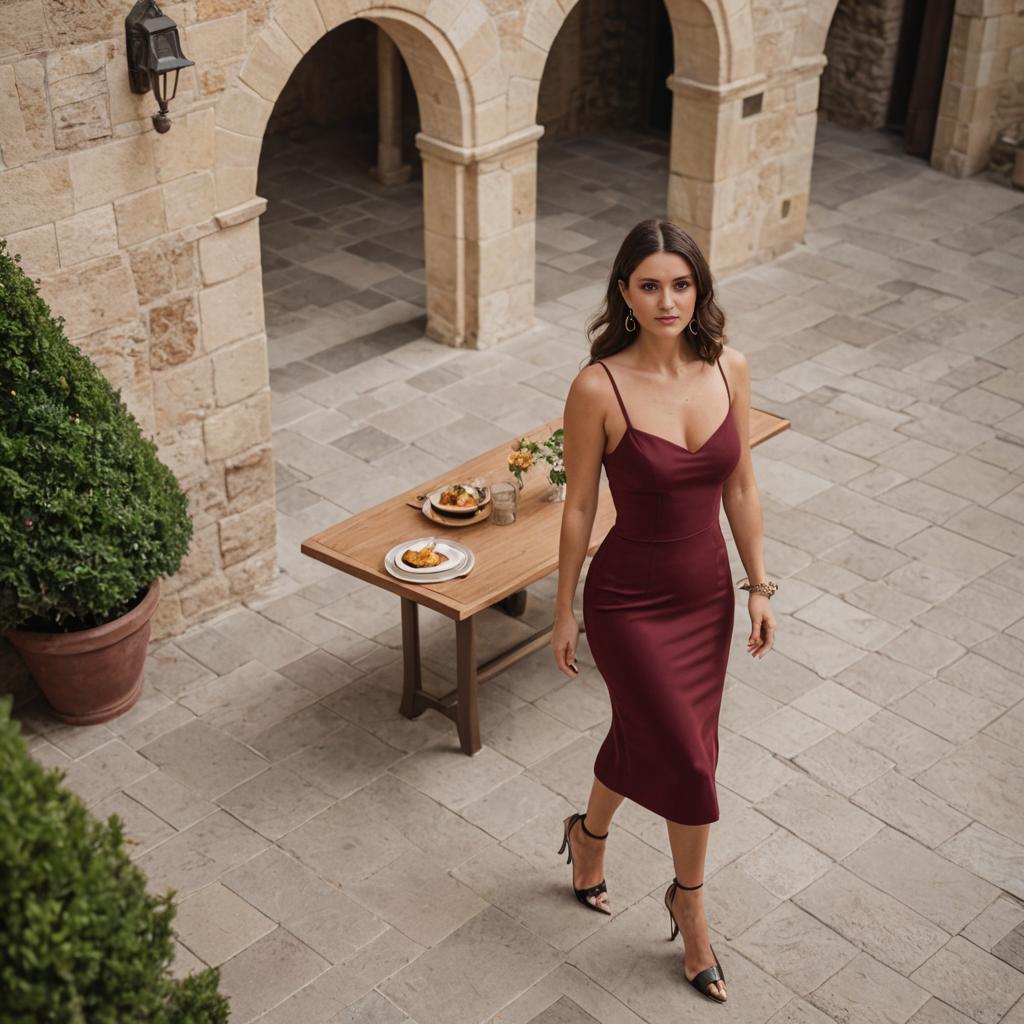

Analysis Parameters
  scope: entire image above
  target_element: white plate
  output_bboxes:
[384,545,475,583]
[386,537,467,575]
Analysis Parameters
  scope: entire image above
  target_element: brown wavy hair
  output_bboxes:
[584,219,726,366]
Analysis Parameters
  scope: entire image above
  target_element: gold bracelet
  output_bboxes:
[736,576,778,598]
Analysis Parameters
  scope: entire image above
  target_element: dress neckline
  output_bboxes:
[596,357,733,461]
[607,405,733,460]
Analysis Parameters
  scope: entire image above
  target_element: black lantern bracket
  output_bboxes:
[125,0,195,134]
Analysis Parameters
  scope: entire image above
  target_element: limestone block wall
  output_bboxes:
[536,0,655,137]
[0,74,276,640]
[0,0,998,636]
[819,0,905,129]
[994,16,1024,132]
[933,0,1024,175]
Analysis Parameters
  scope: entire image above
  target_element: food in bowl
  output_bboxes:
[438,484,478,509]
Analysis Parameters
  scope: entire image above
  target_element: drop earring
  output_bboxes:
[625,307,637,332]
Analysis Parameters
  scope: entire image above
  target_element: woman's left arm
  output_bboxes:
[721,348,776,659]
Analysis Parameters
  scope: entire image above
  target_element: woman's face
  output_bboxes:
[617,251,698,336]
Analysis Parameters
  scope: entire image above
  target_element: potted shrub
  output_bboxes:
[0,239,193,724]
[0,695,230,1021]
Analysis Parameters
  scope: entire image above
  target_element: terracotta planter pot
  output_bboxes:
[5,579,161,725]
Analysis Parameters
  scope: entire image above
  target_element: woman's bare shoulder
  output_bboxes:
[573,360,611,392]
[567,362,615,419]
[720,345,748,374]
[719,345,749,390]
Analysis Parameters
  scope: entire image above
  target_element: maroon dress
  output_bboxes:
[582,358,740,825]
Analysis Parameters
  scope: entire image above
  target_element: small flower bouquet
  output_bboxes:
[508,428,566,500]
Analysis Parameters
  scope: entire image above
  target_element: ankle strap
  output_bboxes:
[579,813,609,840]
[674,877,703,890]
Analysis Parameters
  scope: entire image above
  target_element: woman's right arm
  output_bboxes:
[551,366,608,678]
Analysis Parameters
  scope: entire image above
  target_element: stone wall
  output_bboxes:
[819,0,905,129]
[0,29,276,639]
[934,0,1024,176]
[537,0,658,138]
[992,0,1024,143]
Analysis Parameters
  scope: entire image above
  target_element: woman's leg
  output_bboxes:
[665,821,727,1000]
[564,776,624,910]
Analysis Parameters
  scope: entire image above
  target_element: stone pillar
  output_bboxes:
[666,59,825,273]
[666,72,765,272]
[371,29,411,186]
[933,1,1016,178]
[416,124,543,348]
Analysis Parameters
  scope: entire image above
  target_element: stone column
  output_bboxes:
[666,72,765,272]
[933,1,1015,177]
[416,124,543,348]
[666,58,825,273]
[372,28,411,186]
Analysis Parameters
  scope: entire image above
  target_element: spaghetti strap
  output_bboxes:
[596,360,632,429]
[716,355,731,405]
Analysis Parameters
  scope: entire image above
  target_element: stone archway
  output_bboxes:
[209,0,552,352]
[210,0,506,349]
[514,0,773,271]
[521,0,894,274]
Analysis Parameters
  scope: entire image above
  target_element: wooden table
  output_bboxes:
[301,408,789,756]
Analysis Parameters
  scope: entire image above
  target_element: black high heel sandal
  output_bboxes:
[664,878,727,1003]
[557,812,611,915]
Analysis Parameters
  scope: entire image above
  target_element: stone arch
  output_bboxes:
[206,0,516,350]
[213,0,506,211]
[516,0,754,102]
[795,0,842,61]
[516,0,758,271]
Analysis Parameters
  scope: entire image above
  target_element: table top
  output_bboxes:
[300,408,789,622]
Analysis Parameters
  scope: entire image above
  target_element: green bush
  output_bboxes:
[0,695,230,1023]
[0,237,193,632]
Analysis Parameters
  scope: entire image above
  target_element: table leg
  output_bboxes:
[400,597,422,719]
[399,598,480,754]
[494,588,528,617]
[455,617,481,756]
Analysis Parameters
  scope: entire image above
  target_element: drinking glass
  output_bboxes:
[489,480,517,525]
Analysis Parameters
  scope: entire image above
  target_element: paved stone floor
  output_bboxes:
[8,120,1024,1023]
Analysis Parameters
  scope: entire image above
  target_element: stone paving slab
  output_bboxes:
[6,121,1024,1022]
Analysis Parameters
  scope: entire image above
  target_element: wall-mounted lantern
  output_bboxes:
[124,0,194,134]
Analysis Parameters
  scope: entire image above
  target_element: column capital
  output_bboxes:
[415,124,545,166]
[666,72,767,101]
[667,55,825,103]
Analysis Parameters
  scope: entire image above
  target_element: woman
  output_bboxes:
[551,219,778,1004]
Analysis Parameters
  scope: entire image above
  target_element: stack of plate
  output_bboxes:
[384,537,475,583]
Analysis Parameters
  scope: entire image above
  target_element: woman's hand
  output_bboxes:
[746,593,775,658]
[552,609,581,678]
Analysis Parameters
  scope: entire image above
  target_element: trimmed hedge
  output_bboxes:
[0,238,193,632]
[0,695,230,1023]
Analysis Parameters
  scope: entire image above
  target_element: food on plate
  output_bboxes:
[401,542,448,569]
[438,484,478,509]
